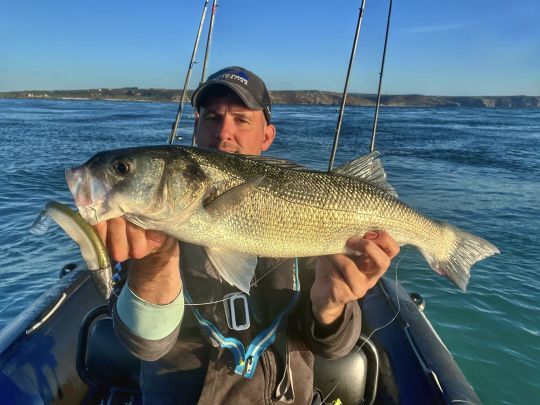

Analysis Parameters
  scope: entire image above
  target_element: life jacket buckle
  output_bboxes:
[223,292,250,331]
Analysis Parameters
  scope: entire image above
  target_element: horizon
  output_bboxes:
[1,0,539,96]
[1,87,538,99]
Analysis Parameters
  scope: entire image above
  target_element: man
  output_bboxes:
[97,67,399,404]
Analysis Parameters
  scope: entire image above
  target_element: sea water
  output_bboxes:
[0,99,538,403]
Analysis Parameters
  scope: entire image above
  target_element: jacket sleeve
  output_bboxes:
[293,257,362,359]
[109,265,184,361]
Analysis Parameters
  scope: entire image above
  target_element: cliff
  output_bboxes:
[269,91,540,108]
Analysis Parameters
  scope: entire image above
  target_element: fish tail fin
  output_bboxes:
[419,224,499,291]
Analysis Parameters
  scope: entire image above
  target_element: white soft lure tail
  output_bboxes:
[31,200,113,299]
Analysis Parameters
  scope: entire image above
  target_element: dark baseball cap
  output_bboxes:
[191,66,272,123]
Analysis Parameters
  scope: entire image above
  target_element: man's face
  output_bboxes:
[194,92,275,156]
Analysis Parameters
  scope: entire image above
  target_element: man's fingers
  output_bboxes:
[126,221,150,259]
[312,232,399,305]
[369,231,400,258]
[326,254,371,298]
[347,231,400,259]
[94,222,108,245]
[107,218,129,262]
[95,217,172,262]
[145,230,168,252]
[361,240,391,276]
[333,232,398,292]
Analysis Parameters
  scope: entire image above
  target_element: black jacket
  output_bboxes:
[112,243,361,404]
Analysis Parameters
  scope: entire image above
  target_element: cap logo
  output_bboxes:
[215,69,249,86]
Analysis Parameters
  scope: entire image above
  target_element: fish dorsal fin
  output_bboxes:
[332,151,398,197]
[204,176,265,215]
[244,155,307,170]
[205,247,257,294]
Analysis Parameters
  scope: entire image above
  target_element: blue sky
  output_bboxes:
[1,0,538,95]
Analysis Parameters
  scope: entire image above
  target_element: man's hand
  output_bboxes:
[94,218,181,305]
[310,231,400,328]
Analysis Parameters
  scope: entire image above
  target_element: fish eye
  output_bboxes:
[112,159,130,176]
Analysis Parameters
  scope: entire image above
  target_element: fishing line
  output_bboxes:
[184,245,386,307]
[110,257,290,306]
[183,257,289,306]
[321,247,410,403]
[184,295,240,307]
[185,240,394,307]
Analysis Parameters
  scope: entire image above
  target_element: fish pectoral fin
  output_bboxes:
[332,151,398,197]
[204,176,265,216]
[205,247,257,294]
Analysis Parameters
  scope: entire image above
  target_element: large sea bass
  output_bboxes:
[66,145,499,293]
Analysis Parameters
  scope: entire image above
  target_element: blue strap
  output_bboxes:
[241,258,301,378]
[185,258,301,379]
[184,289,246,368]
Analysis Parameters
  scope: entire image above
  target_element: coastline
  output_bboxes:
[1,89,539,108]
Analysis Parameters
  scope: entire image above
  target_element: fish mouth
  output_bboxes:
[65,167,111,224]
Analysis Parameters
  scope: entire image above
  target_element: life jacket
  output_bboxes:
[179,242,300,380]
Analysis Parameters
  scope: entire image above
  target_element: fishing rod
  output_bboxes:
[327,0,367,171]
[324,4,401,402]
[168,0,210,145]
[200,0,218,85]
[370,0,393,153]
[193,0,218,146]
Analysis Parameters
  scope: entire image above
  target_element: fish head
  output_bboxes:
[66,146,208,226]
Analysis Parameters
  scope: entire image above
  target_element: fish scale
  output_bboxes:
[173,148,491,272]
